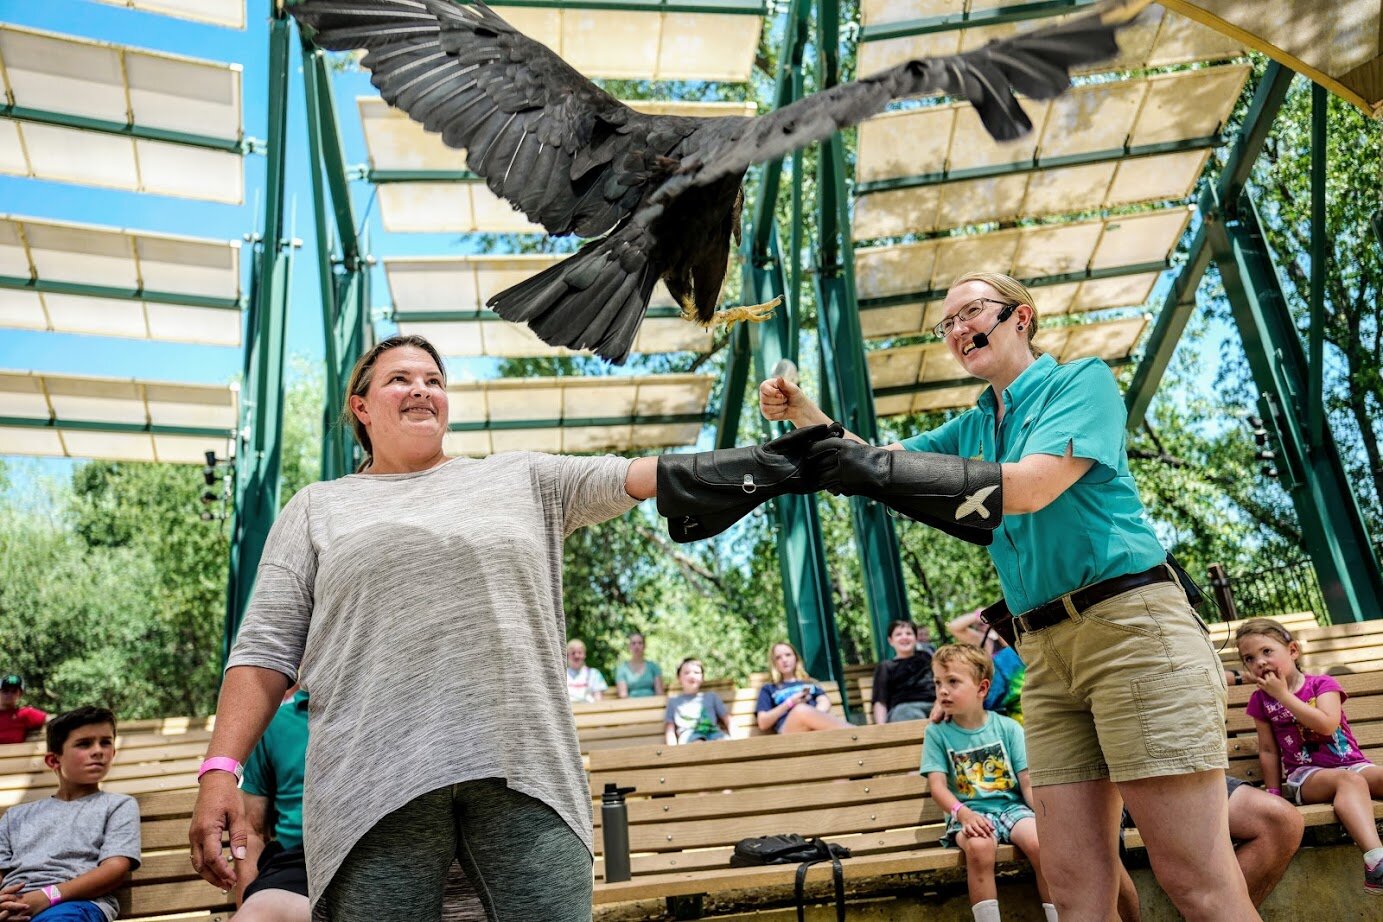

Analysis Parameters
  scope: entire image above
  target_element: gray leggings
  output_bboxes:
[321,778,593,922]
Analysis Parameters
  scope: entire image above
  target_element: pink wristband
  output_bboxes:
[950,802,964,817]
[42,885,61,907]
[197,756,244,787]
[1267,787,1282,797]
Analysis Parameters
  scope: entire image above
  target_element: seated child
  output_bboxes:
[0,674,48,744]
[664,659,731,745]
[922,645,1053,922]
[0,706,141,921]
[871,620,937,724]
[754,642,850,734]
[565,639,608,703]
[1236,617,1383,894]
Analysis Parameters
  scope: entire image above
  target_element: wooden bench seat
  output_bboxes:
[587,667,1383,916]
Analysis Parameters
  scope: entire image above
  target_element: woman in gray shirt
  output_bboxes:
[187,335,825,922]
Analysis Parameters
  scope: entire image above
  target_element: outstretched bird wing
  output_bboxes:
[289,0,707,238]
[655,2,1147,205]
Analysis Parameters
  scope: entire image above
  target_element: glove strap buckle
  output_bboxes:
[741,474,757,494]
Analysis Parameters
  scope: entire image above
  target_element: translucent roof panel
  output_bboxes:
[859,3,1245,81]
[853,65,1247,238]
[0,25,243,203]
[854,207,1192,305]
[0,215,242,346]
[493,4,762,81]
[440,373,712,456]
[868,316,1148,416]
[90,0,246,29]
[860,269,1163,340]
[363,98,757,233]
[0,371,236,463]
[1159,0,1380,111]
[385,256,710,356]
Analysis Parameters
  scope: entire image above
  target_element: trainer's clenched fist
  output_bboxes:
[759,376,828,427]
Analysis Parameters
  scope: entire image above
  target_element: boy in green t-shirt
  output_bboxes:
[921,645,1051,922]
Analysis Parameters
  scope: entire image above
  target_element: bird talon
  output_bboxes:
[703,296,782,329]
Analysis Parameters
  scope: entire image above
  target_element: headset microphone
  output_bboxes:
[964,302,1018,355]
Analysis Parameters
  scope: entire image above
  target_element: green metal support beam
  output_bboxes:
[714,0,812,450]
[744,225,843,695]
[223,10,295,662]
[448,413,709,432]
[859,260,1169,312]
[1205,188,1383,624]
[1125,62,1295,426]
[1306,82,1326,448]
[0,104,250,154]
[303,40,372,481]
[0,416,232,439]
[855,135,1223,196]
[816,0,910,668]
[490,0,764,13]
[363,169,479,184]
[0,274,242,312]
[859,0,1093,43]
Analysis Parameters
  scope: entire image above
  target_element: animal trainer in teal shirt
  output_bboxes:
[760,271,1253,922]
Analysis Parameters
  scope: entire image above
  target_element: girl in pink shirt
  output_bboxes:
[1236,617,1383,894]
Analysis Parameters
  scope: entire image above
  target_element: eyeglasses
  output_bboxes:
[932,298,1017,339]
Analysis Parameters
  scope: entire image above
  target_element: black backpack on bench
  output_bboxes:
[730,834,852,922]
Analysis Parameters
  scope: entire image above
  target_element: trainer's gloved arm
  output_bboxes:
[808,437,1003,545]
[657,423,842,543]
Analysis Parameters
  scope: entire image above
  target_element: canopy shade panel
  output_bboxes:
[490,2,764,81]
[385,255,711,356]
[1159,0,1383,114]
[852,64,1248,239]
[859,2,1244,80]
[361,97,758,233]
[441,372,713,456]
[854,206,1192,307]
[869,315,1148,415]
[0,25,243,202]
[0,370,236,463]
[89,0,246,29]
[0,215,242,346]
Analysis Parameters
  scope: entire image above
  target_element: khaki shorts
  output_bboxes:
[1015,579,1228,787]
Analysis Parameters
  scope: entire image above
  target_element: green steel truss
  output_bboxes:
[1127,63,1382,623]
[303,40,373,482]
[223,8,295,659]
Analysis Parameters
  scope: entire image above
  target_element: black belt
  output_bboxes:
[1014,564,1173,636]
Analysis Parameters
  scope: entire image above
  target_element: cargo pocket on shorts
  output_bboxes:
[1131,667,1224,758]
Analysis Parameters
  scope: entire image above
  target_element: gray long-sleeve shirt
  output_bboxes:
[225,453,638,907]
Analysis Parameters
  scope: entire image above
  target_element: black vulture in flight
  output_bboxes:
[289,0,1149,363]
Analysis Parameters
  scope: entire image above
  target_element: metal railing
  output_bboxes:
[1212,559,1327,623]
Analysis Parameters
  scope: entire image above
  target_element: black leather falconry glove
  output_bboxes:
[808,437,1003,546]
[657,422,844,543]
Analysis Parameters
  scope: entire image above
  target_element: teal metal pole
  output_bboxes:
[1307,82,1326,449]
[223,10,294,662]
[815,0,910,663]
[1205,188,1383,624]
[744,225,843,691]
[714,324,750,450]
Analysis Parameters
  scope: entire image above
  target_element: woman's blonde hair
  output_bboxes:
[341,334,447,472]
[949,271,1041,357]
[1234,618,1295,649]
[566,638,587,654]
[768,641,813,684]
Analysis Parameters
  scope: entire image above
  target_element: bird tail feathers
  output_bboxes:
[487,227,659,365]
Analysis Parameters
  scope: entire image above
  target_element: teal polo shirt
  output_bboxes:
[242,690,308,849]
[900,354,1165,615]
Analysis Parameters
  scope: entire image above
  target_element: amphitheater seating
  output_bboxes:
[586,667,1383,915]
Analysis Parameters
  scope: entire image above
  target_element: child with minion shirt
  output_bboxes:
[922,644,1052,922]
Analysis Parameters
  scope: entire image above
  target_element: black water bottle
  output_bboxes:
[601,783,636,882]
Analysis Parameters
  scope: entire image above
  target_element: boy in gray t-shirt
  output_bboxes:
[0,706,141,921]
[664,659,731,745]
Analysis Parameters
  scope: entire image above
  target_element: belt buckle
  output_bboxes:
[1015,613,1035,636]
